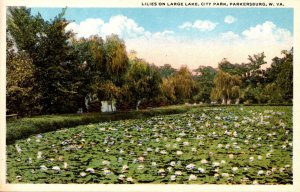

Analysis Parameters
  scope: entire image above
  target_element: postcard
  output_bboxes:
[0,0,299,191]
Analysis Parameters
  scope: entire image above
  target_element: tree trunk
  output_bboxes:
[227,99,231,105]
[222,98,226,104]
[235,98,240,104]
[136,100,141,111]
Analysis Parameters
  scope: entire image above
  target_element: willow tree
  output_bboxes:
[211,71,241,104]
[104,34,129,85]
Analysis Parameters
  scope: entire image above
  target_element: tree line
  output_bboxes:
[6,7,293,117]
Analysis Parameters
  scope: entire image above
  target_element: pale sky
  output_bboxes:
[31,8,293,69]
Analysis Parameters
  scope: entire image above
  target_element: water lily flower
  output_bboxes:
[86,168,95,173]
[16,175,22,181]
[280,167,285,172]
[103,169,112,175]
[266,170,272,176]
[176,138,182,142]
[27,158,32,164]
[186,163,196,170]
[217,144,223,148]
[37,151,42,159]
[175,171,182,176]
[189,174,197,181]
[176,151,183,155]
[118,174,125,181]
[221,160,226,164]
[257,155,262,160]
[147,147,153,152]
[170,175,176,181]
[233,131,238,137]
[285,164,290,168]
[183,141,189,146]
[191,147,197,152]
[244,167,250,171]
[102,160,110,166]
[167,167,173,172]
[170,161,176,167]
[155,148,160,152]
[64,162,68,169]
[40,165,48,171]
[253,180,259,184]
[271,167,277,172]
[257,170,264,175]
[232,167,238,172]
[158,169,165,175]
[15,144,22,154]
[225,144,230,149]
[80,172,87,177]
[151,162,157,167]
[137,165,144,170]
[138,156,145,162]
[221,173,229,177]
[198,167,205,173]
[228,154,234,159]
[121,165,129,173]
[249,157,254,162]
[212,162,220,167]
[214,173,219,178]
[201,159,208,164]
[126,177,134,182]
[52,166,60,172]
[160,150,167,155]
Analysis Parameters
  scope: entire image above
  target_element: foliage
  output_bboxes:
[7,106,292,184]
[158,64,177,78]
[6,105,193,144]
[121,59,162,110]
[211,71,241,104]
[7,7,81,114]
[193,66,217,103]
[6,36,41,116]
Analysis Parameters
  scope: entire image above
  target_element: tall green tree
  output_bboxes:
[104,34,129,85]
[158,64,177,78]
[172,66,196,103]
[6,34,41,116]
[193,66,217,103]
[122,58,162,110]
[211,71,241,104]
[8,7,80,114]
[72,35,106,111]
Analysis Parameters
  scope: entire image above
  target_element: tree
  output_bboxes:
[72,35,106,111]
[8,7,81,114]
[122,58,162,110]
[193,66,217,103]
[264,48,293,103]
[6,34,41,116]
[172,66,196,103]
[158,64,177,78]
[211,71,241,104]
[104,34,129,85]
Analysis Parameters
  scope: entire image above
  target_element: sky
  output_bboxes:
[30,8,293,69]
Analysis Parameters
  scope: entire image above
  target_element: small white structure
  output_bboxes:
[101,100,116,112]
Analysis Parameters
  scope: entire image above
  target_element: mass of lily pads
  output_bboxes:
[7,106,292,184]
